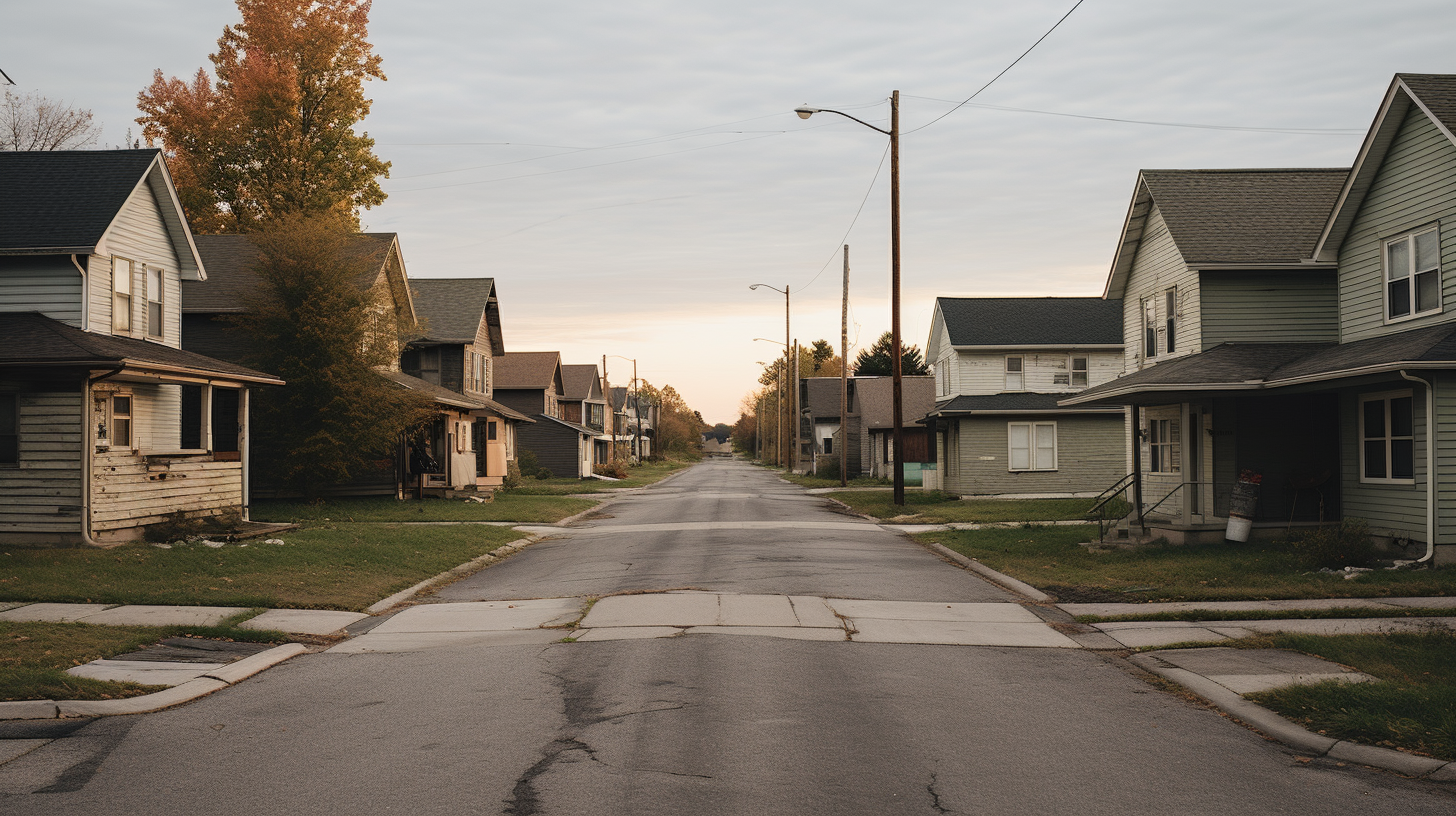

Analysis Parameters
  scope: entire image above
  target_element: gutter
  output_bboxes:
[1399,370,1437,563]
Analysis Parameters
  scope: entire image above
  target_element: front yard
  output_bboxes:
[252,493,596,523]
[508,457,695,494]
[831,491,1104,524]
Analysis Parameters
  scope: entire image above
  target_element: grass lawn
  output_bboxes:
[0,523,526,611]
[252,493,595,523]
[832,491,1100,523]
[509,458,696,494]
[1235,629,1456,761]
[919,525,1456,602]
[781,473,891,489]
[1,617,287,702]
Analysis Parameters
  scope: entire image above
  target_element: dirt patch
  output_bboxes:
[1042,584,1132,604]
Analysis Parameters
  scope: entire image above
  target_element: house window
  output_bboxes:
[1385,227,1441,321]
[486,420,498,441]
[1164,288,1177,353]
[0,393,17,465]
[823,436,834,455]
[1005,356,1024,391]
[1360,391,1415,483]
[936,358,949,395]
[111,395,133,449]
[1142,297,1157,359]
[1008,422,1056,471]
[1070,356,1088,388]
[419,347,440,385]
[181,385,204,450]
[112,257,133,333]
[1148,417,1180,474]
[146,266,164,339]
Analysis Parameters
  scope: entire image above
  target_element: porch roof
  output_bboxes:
[538,414,599,437]
[0,312,282,385]
[931,392,1124,416]
[1061,324,1456,405]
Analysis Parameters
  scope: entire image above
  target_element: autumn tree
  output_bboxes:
[852,331,929,376]
[638,382,709,460]
[238,213,430,494]
[137,0,389,233]
[0,89,102,150]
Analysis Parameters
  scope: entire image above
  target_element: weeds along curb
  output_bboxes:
[366,533,541,614]
[1129,653,1456,781]
[0,643,309,722]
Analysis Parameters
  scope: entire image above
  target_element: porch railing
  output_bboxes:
[1086,473,1136,543]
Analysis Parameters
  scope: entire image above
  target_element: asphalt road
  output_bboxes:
[2,459,1452,814]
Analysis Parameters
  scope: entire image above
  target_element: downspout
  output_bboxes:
[81,366,125,546]
[1399,371,1437,563]
[70,255,88,331]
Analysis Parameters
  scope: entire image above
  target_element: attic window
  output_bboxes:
[1004,356,1024,391]
[1385,227,1441,321]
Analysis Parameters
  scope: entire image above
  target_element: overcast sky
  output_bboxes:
[7,1,1456,422]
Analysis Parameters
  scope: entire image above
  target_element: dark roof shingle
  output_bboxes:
[493,351,561,390]
[410,278,497,345]
[936,297,1122,346]
[186,233,397,313]
[0,150,161,253]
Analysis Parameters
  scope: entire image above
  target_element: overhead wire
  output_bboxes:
[797,141,891,293]
[904,96,1363,135]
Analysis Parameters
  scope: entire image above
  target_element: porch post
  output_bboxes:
[1131,405,1144,532]
[240,387,250,521]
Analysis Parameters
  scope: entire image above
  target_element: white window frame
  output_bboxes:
[145,265,164,339]
[1004,356,1024,391]
[1148,416,1180,475]
[1163,287,1178,354]
[1359,390,1416,484]
[1069,355,1088,388]
[112,257,133,334]
[100,393,134,451]
[1142,297,1157,360]
[1384,226,1441,323]
[1008,421,1056,472]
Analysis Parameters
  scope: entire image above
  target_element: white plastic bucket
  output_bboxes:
[1225,516,1252,542]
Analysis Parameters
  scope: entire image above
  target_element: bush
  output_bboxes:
[817,457,841,480]
[1282,519,1378,569]
[594,462,628,479]
[500,459,522,492]
[535,467,554,480]
[517,448,540,474]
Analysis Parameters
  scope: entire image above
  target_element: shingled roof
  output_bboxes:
[930,392,1122,415]
[493,351,562,390]
[185,233,400,313]
[0,312,281,383]
[560,364,603,401]
[410,278,502,353]
[934,297,1122,347]
[852,375,936,430]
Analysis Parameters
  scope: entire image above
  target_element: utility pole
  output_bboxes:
[602,354,613,465]
[889,89,905,506]
[840,244,849,487]
[792,338,800,474]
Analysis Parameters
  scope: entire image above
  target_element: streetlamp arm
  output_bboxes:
[794,105,890,136]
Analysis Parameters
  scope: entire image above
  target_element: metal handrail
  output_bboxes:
[1086,473,1135,518]
[1141,481,1193,519]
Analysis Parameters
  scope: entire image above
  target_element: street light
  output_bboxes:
[795,92,906,505]
[750,284,793,473]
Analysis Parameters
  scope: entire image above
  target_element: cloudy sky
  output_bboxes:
[7,1,1456,421]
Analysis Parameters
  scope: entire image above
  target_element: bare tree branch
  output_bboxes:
[0,89,103,151]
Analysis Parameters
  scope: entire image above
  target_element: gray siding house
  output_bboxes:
[495,351,595,478]
[1064,73,1456,565]
[925,298,1125,496]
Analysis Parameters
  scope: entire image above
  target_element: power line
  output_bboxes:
[906,0,1085,135]
[904,96,1363,136]
[798,142,891,293]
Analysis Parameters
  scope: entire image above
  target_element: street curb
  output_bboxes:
[919,540,1053,602]
[1129,653,1455,780]
[1,643,309,721]
[365,533,540,614]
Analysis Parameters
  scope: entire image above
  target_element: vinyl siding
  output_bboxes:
[1122,205,1200,369]
[91,451,242,534]
[952,350,1122,396]
[1339,106,1456,342]
[516,421,588,478]
[97,177,183,348]
[1339,385,1426,540]
[1199,271,1338,348]
[940,413,1125,495]
[0,256,84,326]
[0,385,84,538]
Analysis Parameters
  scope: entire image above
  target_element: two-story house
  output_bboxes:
[494,351,596,478]
[1065,74,1456,565]
[925,297,1125,495]
[560,363,611,466]
[401,278,533,492]
[0,150,282,544]
[609,386,656,462]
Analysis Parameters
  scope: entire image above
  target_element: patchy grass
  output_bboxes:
[781,473,891,489]
[252,494,595,524]
[832,491,1099,523]
[1080,607,1456,624]
[507,458,694,494]
[1231,629,1456,761]
[0,617,287,702]
[918,525,1456,602]
[0,524,526,611]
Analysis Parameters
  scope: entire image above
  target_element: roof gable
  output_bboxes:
[560,364,603,401]
[932,297,1122,347]
[409,278,501,351]
[185,232,405,314]
[493,351,562,391]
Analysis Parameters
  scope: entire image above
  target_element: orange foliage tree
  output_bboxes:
[137,0,389,233]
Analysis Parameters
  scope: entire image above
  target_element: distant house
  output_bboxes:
[609,386,657,462]
[924,297,1126,496]
[799,376,856,475]
[0,150,282,544]
[851,375,937,483]
[403,278,534,492]
[494,351,596,478]
[560,363,611,465]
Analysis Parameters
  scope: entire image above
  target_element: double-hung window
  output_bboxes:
[1069,356,1088,388]
[1142,298,1157,359]
[1008,422,1056,471]
[1360,391,1415,482]
[1148,417,1180,474]
[1164,288,1177,353]
[146,266,164,339]
[112,257,133,333]
[1385,227,1441,321]
[1004,356,1024,391]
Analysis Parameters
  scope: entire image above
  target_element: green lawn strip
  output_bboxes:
[508,458,695,494]
[1217,630,1456,761]
[252,494,595,523]
[831,492,1098,523]
[917,525,1456,602]
[1077,607,1456,624]
[0,523,525,611]
[780,474,891,489]
[1,617,289,702]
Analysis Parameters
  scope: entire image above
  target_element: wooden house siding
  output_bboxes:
[940,414,1125,495]
[472,318,495,399]
[1121,205,1200,369]
[516,421,586,478]
[1338,386,1427,539]
[0,387,83,537]
[98,178,183,348]
[493,389,545,418]
[87,254,113,332]
[0,256,83,326]
[91,451,242,533]
[952,350,1122,395]
[1199,272,1338,348]
[1339,106,1456,343]
[1435,372,1456,544]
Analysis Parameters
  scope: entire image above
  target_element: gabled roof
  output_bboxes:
[801,376,847,418]
[409,278,503,353]
[851,375,936,429]
[930,392,1122,416]
[0,312,281,384]
[493,351,562,391]
[538,414,599,437]
[560,364,603,401]
[0,149,204,279]
[375,368,487,410]
[1105,169,1347,299]
[1314,74,1456,261]
[185,233,406,315]
[932,297,1123,347]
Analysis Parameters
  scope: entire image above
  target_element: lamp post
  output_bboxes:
[753,337,788,469]
[750,283,792,472]
[795,92,905,505]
